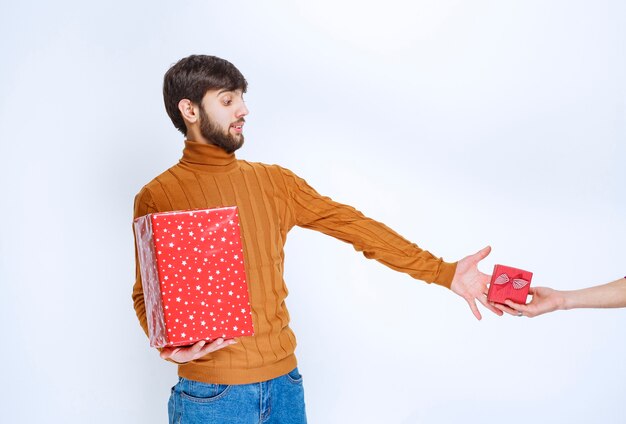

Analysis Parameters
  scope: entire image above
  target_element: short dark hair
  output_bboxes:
[163,55,248,135]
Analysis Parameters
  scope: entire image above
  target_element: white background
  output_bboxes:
[1,1,625,423]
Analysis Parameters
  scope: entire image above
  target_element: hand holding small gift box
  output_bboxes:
[487,264,533,305]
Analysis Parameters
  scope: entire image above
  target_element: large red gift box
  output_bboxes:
[134,207,254,348]
[487,264,533,305]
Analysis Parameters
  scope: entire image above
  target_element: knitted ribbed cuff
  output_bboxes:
[432,261,457,289]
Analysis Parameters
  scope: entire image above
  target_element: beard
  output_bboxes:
[199,107,245,154]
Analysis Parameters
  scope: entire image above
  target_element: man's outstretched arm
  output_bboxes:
[280,167,502,319]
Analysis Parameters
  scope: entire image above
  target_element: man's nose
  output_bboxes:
[236,102,249,118]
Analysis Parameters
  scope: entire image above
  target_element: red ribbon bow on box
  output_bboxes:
[493,273,530,290]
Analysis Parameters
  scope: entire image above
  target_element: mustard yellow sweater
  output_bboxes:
[132,140,457,384]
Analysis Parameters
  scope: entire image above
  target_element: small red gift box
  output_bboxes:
[134,207,254,348]
[487,264,533,305]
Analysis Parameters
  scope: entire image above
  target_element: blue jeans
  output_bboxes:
[168,368,307,424]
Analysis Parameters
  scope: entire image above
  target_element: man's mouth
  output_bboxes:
[230,121,245,133]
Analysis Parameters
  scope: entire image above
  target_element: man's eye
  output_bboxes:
[223,99,232,106]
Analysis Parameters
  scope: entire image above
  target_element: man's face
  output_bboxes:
[198,88,248,153]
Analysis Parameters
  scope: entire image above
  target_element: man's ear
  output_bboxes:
[178,99,199,124]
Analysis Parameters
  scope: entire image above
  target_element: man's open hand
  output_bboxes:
[450,246,503,320]
[160,338,237,364]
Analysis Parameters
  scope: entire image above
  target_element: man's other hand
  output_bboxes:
[160,338,237,364]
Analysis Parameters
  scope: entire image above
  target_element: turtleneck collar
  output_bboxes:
[179,140,240,173]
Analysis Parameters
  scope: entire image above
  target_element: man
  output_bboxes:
[132,54,502,424]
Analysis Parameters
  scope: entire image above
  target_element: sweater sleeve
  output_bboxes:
[131,187,157,339]
[282,168,457,288]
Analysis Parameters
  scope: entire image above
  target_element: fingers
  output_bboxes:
[159,340,203,360]
[186,338,237,359]
[190,340,207,354]
[504,300,537,318]
[466,298,482,320]
[195,339,219,357]
[492,302,519,316]
[478,295,503,316]
[472,245,491,263]
[204,338,237,354]
[160,338,237,363]
[504,299,529,313]
[160,345,185,359]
